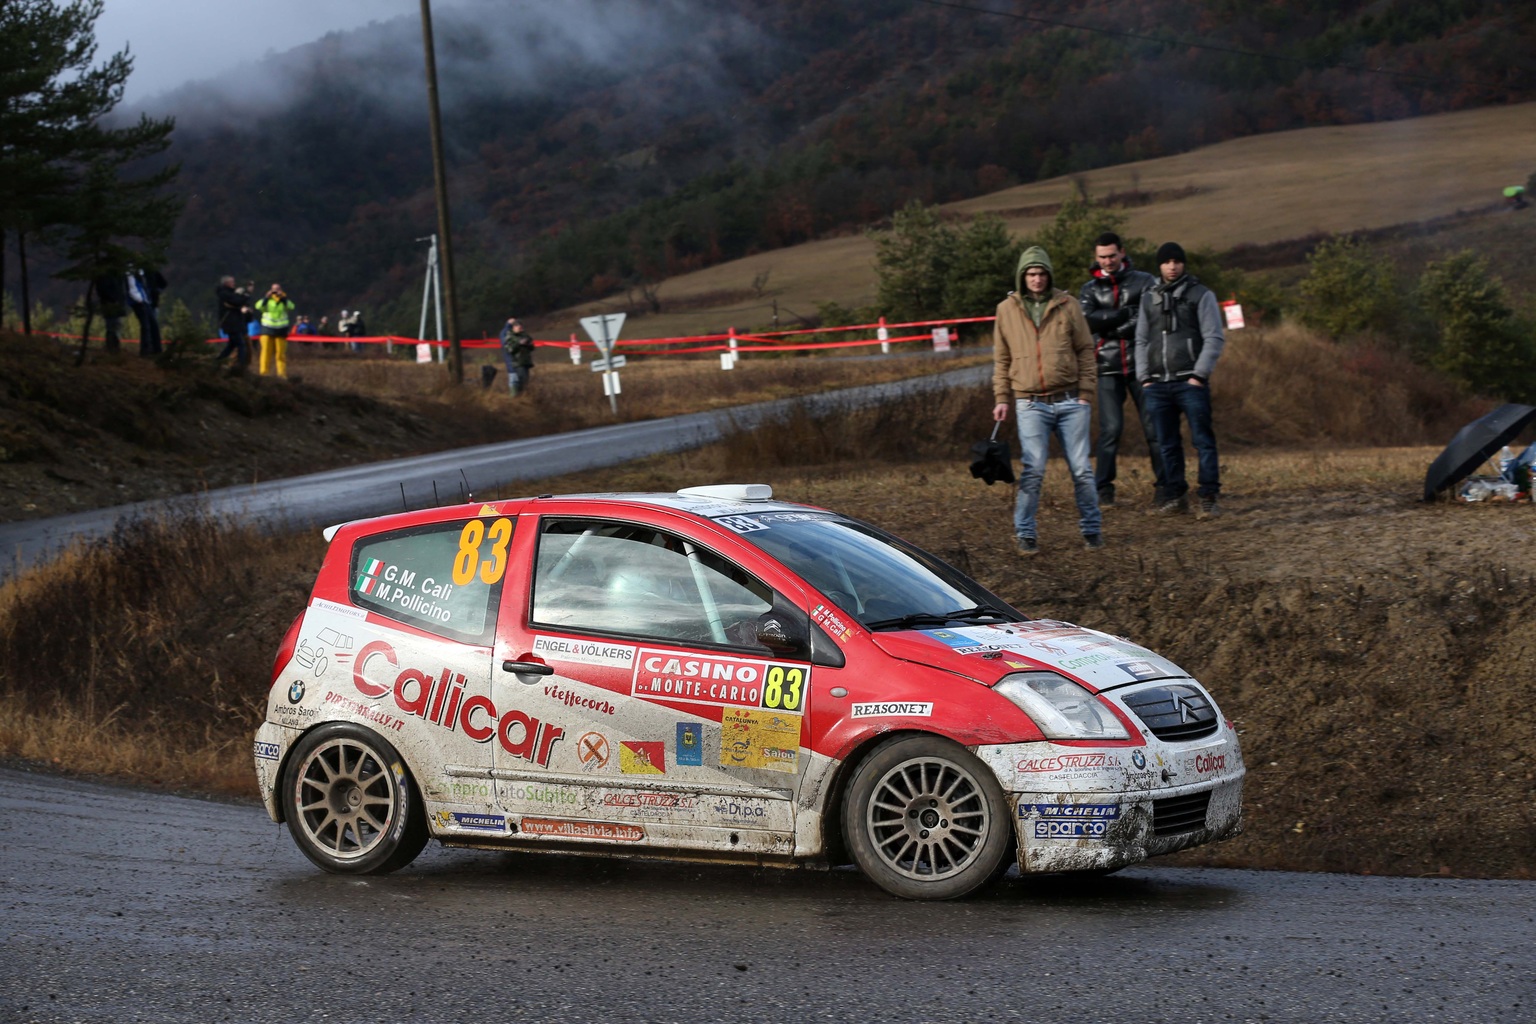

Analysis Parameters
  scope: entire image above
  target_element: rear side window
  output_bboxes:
[349,516,514,644]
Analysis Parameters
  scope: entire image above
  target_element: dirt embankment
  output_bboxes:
[846,460,1536,879]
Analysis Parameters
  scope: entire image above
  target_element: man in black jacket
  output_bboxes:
[215,276,251,367]
[1080,232,1163,508]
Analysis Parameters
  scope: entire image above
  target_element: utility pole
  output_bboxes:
[419,0,462,383]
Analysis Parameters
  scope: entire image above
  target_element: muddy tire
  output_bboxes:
[842,734,1013,900]
[281,722,428,874]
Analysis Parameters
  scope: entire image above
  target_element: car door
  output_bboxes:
[335,512,513,838]
[492,512,815,856]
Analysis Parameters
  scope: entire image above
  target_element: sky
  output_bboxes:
[96,0,423,105]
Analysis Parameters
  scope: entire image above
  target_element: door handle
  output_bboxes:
[501,659,554,676]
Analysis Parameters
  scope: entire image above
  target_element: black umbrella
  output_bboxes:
[1422,403,1536,501]
[969,421,1015,486]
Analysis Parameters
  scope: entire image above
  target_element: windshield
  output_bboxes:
[717,511,1020,631]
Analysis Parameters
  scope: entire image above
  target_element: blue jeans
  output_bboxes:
[1014,397,1101,539]
[1143,381,1220,499]
[1095,374,1167,502]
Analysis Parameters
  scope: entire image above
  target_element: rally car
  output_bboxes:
[254,484,1243,899]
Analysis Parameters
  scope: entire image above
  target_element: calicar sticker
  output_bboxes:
[632,650,808,712]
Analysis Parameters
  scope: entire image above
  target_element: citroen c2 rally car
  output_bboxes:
[255,485,1243,899]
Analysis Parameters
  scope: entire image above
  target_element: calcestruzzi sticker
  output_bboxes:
[720,707,801,773]
[917,622,1183,688]
[632,650,808,712]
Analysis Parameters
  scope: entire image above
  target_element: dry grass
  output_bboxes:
[0,323,1494,808]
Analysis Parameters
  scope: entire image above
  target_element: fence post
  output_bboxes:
[569,332,582,364]
[878,316,890,354]
[722,327,738,370]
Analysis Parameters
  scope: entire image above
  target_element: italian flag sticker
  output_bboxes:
[355,558,385,595]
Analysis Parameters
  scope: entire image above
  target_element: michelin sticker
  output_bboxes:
[1023,803,1121,840]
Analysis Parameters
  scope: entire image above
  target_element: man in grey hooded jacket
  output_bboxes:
[1135,242,1227,518]
[992,245,1102,554]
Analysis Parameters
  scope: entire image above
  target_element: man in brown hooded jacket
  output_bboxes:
[992,245,1102,554]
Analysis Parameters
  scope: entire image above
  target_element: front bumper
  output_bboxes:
[976,726,1246,874]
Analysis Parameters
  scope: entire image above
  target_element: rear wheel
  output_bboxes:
[842,734,1013,900]
[280,723,428,874]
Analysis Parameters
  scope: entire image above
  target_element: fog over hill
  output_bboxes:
[100,0,1535,333]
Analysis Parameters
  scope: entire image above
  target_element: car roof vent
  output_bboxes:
[677,484,773,502]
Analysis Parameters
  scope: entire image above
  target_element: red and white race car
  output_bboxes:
[255,485,1243,899]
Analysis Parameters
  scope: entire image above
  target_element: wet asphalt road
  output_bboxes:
[2,766,1532,1024]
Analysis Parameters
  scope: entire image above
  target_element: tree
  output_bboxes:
[941,214,1020,320]
[0,0,179,343]
[1418,250,1536,399]
[871,200,954,323]
[871,203,1024,325]
[1296,235,1393,337]
[1027,185,1135,278]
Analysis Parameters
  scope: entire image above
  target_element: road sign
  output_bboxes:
[580,313,627,354]
[579,313,627,416]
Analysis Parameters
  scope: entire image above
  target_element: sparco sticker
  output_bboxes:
[632,650,807,712]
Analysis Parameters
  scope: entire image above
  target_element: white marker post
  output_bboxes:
[580,313,627,416]
[878,316,890,354]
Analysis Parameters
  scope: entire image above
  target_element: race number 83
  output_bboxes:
[452,518,513,586]
[762,665,806,712]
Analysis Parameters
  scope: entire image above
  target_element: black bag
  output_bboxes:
[969,422,1015,485]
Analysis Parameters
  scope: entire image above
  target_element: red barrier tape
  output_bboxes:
[32,313,999,357]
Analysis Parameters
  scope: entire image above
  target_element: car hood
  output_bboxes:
[868,619,1187,691]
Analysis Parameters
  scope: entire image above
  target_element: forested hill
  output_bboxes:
[141,0,1534,333]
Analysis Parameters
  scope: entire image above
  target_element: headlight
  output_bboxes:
[994,671,1129,740]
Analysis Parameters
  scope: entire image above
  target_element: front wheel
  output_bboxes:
[280,723,428,874]
[842,734,1014,900]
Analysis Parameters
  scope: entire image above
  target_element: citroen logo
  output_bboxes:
[1174,694,1196,723]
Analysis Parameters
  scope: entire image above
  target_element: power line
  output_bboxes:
[911,0,1447,86]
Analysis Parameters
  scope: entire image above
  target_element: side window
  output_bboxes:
[350,516,514,644]
[531,518,795,651]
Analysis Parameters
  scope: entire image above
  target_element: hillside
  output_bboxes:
[49,0,1534,334]
[551,102,1536,338]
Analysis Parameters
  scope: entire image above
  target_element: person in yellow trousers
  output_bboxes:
[254,283,297,377]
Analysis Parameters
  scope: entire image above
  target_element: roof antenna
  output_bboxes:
[432,480,440,506]
[459,468,472,502]
[400,482,407,511]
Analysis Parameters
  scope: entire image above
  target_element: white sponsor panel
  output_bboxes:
[850,701,934,718]
[310,595,368,620]
[532,635,636,669]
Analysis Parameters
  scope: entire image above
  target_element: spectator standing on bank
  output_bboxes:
[126,267,167,357]
[215,275,251,367]
[992,245,1102,555]
[93,272,127,352]
[1136,242,1227,518]
[500,318,535,395]
[254,282,297,377]
[293,315,312,338]
[1080,232,1164,508]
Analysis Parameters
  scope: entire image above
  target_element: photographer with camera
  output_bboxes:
[254,283,297,378]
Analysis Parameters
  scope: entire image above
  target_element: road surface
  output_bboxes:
[2,765,1531,1024]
